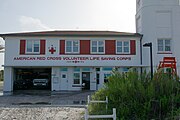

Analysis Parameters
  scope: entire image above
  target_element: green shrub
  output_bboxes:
[88,71,180,120]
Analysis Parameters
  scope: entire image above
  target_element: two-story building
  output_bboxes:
[0,31,142,92]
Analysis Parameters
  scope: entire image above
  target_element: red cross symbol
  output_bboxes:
[49,45,56,54]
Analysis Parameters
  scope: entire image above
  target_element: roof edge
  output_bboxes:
[0,30,143,38]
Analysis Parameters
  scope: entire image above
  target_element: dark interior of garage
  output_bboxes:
[13,68,51,90]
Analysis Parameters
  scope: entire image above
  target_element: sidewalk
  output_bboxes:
[0,90,95,107]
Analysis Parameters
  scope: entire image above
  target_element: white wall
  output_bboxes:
[3,67,13,92]
[4,36,141,67]
[136,0,180,75]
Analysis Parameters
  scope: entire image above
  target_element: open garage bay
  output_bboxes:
[13,68,51,91]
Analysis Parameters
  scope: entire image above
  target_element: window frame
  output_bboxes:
[116,40,130,54]
[157,39,171,53]
[91,40,105,54]
[65,40,79,54]
[104,73,111,83]
[26,40,40,54]
[73,72,81,85]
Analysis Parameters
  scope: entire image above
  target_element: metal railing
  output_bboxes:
[84,108,116,120]
[84,95,116,120]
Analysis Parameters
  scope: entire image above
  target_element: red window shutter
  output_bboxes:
[80,40,90,54]
[20,40,26,55]
[40,40,46,55]
[130,40,136,55]
[105,40,115,55]
[60,40,65,54]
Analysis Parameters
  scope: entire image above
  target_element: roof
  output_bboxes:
[0,30,142,38]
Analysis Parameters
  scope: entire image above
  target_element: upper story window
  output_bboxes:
[65,40,79,53]
[157,39,171,52]
[20,39,45,55]
[91,40,104,54]
[116,41,130,54]
[26,40,40,54]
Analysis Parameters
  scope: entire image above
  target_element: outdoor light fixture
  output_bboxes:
[143,42,153,79]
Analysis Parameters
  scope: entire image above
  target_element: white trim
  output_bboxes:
[91,40,105,54]
[25,40,40,54]
[65,40,79,54]
[73,72,81,85]
[116,40,130,54]
[157,38,171,53]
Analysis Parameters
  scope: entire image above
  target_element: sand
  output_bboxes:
[0,106,85,120]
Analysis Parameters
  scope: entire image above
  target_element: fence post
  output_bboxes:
[113,108,116,120]
[84,108,88,120]
[106,96,108,104]
[106,96,108,110]
[87,95,90,104]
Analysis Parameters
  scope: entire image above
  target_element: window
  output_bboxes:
[82,68,91,71]
[96,73,100,84]
[157,39,171,52]
[62,74,67,78]
[116,41,130,54]
[26,40,40,53]
[102,67,113,71]
[96,68,100,71]
[73,73,80,84]
[60,68,68,72]
[66,40,79,53]
[91,41,104,53]
[73,68,80,85]
[104,73,111,83]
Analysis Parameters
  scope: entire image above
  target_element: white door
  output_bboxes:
[60,73,68,90]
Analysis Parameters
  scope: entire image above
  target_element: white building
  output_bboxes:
[136,0,180,74]
[0,31,142,92]
[1,0,180,92]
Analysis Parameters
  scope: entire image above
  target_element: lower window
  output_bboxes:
[104,73,111,83]
[73,73,80,84]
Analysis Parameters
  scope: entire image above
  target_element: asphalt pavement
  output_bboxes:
[0,82,95,107]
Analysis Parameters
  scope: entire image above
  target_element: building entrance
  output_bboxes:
[82,72,90,90]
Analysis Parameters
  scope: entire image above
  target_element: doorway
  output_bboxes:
[82,72,90,90]
[60,73,68,90]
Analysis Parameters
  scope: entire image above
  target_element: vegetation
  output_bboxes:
[88,71,180,120]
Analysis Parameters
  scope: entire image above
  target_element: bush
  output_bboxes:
[88,71,180,120]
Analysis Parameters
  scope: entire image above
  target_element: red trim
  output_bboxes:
[20,40,26,55]
[105,40,115,55]
[130,40,136,55]
[60,40,65,54]
[40,40,46,55]
[80,40,90,54]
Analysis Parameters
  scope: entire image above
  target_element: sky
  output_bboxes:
[0,0,136,69]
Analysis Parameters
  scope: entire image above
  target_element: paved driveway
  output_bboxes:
[0,90,95,106]
[0,81,95,106]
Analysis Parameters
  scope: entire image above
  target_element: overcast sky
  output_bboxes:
[0,0,136,69]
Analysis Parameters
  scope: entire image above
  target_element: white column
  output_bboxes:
[3,67,13,92]
[90,68,96,90]
[51,67,60,91]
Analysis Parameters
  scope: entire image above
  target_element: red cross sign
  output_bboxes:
[49,45,56,54]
